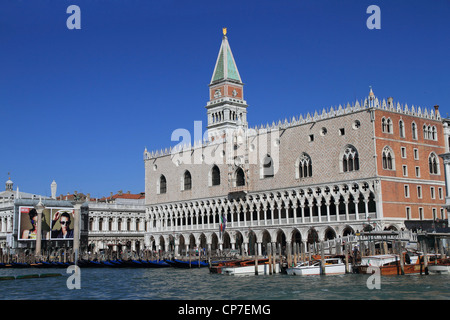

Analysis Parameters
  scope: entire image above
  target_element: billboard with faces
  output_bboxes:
[18,206,75,241]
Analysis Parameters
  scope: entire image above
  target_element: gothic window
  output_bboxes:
[428,153,439,175]
[211,165,220,186]
[183,170,192,190]
[432,126,437,141]
[342,145,359,172]
[423,125,430,139]
[412,122,417,140]
[399,120,405,138]
[235,167,245,187]
[296,153,312,179]
[382,146,395,170]
[159,175,167,194]
[382,117,393,133]
[262,154,274,178]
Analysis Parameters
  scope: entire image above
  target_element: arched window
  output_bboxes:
[432,126,437,141]
[262,154,274,178]
[399,120,405,138]
[342,145,359,172]
[382,146,394,170]
[158,175,167,194]
[382,117,392,133]
[429,153,439,175]
[235,167,245,187]
[183,170,192,190]
[386,118,392,133]
[211,165,220,186]
[296,153,312,178]
[412,122,417,140]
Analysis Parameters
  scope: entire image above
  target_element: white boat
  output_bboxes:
[286,257,348,276]
[221,261,280,275]
[428,258,450,274]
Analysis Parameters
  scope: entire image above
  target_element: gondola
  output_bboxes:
[144,259,170,268]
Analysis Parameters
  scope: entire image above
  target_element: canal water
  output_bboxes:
[0,267,448,301]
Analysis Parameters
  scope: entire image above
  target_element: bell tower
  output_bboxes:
[206,28,248,141]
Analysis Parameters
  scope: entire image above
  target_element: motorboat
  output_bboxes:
[220,258,280,275]
[286,257,347,276]
[356,252,437,275]
[427,258,450,274]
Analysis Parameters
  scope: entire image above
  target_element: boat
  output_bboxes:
[286,257,348,276]
[219,258,280,275]
[143,259,170,268]
[427,258,450,274]
[356,252,436,275]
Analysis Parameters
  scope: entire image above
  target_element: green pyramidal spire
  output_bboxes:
[210,29,242,84]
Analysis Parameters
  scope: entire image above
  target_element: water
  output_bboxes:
[0,267,449,301]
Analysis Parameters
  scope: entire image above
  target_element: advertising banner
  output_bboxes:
[18,206,75,241]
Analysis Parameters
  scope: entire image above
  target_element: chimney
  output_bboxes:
[434,105,439,112]
[118,190,123,196]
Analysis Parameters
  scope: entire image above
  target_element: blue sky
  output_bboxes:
[0,0,449,198]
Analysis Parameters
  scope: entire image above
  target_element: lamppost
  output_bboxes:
[35,197,45,261]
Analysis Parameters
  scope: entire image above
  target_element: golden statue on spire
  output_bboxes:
[222,27,227,36]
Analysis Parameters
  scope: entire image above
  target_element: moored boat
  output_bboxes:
[144,259,170,268]
[219,258,280,275]
[356,252,436,275]
[286,257,348,276]
[428,258,450,274]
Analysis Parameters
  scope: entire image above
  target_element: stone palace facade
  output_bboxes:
[143,30,448,257]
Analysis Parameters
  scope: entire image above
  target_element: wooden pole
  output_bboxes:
[293,243,298,265]
[344,242,349,273]
[268,243,272,275]
[308,244,312,261]
[422,241,429,275]
[254,243,259,275]
[287,242,292,267]
[301,242,306,262]
[439,238,445,259]
[399,243,405,275]
[272,243,277,273]
[278,243,282,274]
[320,241,325,275]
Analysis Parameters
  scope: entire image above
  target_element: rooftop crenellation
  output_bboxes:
[144,92,441,161]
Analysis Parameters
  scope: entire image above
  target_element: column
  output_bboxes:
[354,197,360,221]
[364,199,370,220]
[293,203,298,224]
[317,200,322,223]
[344,199,350,221]
[335,202,340,221]
[326,201,331,222]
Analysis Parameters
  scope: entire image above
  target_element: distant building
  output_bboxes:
[143,31,447,257]
[0,177,145,256]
